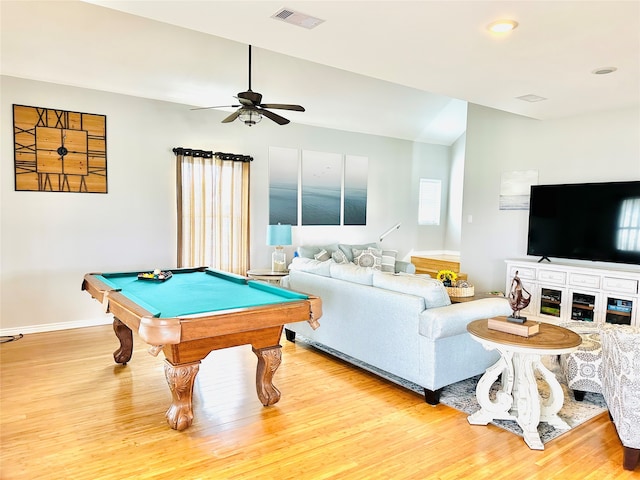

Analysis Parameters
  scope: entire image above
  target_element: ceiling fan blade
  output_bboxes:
[260,109,290,125]
[259,104,305,112]
[191,105,239,111]
[221,110,241,123]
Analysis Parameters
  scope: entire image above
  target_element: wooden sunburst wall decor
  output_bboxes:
[13,104,107,193]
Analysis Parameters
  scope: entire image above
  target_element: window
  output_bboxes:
[418,178,441,225]
[175,148,251,274]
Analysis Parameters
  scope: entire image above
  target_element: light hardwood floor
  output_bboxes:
[0,325,635,479]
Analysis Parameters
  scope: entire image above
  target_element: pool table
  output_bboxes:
[82,267,321,431]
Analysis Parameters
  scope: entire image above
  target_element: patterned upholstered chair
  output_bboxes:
[559,321,603,400]
[600,325,640,471]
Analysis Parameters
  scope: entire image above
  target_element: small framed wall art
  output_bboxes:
[13,104,107,193]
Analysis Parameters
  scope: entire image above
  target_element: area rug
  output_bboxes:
[295,336,607,444]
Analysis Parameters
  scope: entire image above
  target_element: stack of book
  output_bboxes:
[487,316,540,337]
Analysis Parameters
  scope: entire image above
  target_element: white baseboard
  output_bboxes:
[1,318,112,337]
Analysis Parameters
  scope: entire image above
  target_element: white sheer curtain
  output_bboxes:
[175,149,250,275]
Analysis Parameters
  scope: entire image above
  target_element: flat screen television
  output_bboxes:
[527,181,640,265]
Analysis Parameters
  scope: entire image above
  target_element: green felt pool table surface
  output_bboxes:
[95,268,308,318]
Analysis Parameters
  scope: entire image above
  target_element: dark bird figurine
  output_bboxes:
[508,271,531,322]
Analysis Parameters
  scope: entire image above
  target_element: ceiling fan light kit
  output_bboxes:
[238,108,262,126]
[194,45,305,127]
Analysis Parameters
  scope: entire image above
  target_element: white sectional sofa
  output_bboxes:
[282,245,511,404]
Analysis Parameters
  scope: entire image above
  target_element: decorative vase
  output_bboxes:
[272,247,287,272]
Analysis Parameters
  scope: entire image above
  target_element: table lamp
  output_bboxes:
[266,224,292,272]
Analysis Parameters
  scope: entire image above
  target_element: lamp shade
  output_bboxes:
[266,224,292,246]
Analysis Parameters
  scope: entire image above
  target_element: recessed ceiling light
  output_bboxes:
[516,94,547,103]
[487,19,519,33]
[592,67,618,75]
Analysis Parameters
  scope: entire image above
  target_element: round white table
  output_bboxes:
[466,318,582,450]
[246,269,289,285]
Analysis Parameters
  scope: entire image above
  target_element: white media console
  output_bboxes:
[505,259,640,327]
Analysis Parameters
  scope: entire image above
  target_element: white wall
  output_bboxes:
[0,76,451,333]
[444,133,466,252]
[462,104,640,292]
[410,141,452,253]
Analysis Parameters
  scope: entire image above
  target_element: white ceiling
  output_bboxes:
[2,1,638,146]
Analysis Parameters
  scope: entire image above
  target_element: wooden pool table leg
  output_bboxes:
[112,318,133,364]
[164,360,200,431]
[253,345,282,406]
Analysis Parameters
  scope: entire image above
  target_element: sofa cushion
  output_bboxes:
[297,244,339,259]
[372,271,450,308]
[330,262,375,285]
[352,247,382,269]
[288,257,333,277]
[338,242,378,262]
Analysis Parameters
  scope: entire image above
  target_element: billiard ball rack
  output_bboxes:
[137,271,173,282]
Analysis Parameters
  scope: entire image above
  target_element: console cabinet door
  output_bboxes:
[604,294,636,326]
[568,289,599,323]
[537,286,566,321]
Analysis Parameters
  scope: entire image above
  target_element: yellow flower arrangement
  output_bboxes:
[436,269,458,284]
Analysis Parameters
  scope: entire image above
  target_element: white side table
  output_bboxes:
[467,318,582,450]
[246,269,289,285]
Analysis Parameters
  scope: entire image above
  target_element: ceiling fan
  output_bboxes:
[192,45,305,126]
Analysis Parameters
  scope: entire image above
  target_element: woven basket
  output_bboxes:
[446,285,475,297]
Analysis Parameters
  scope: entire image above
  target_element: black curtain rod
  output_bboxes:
[172,147,253,162]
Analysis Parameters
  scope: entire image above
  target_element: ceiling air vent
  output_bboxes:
[516,94,547,103]
[271,8,325,29]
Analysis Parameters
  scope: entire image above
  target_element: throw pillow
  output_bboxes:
[332,249,349,264]
[314,249,331,262]
[381,250,397,273]
[338,242,378,262]
[352,247,382,270]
